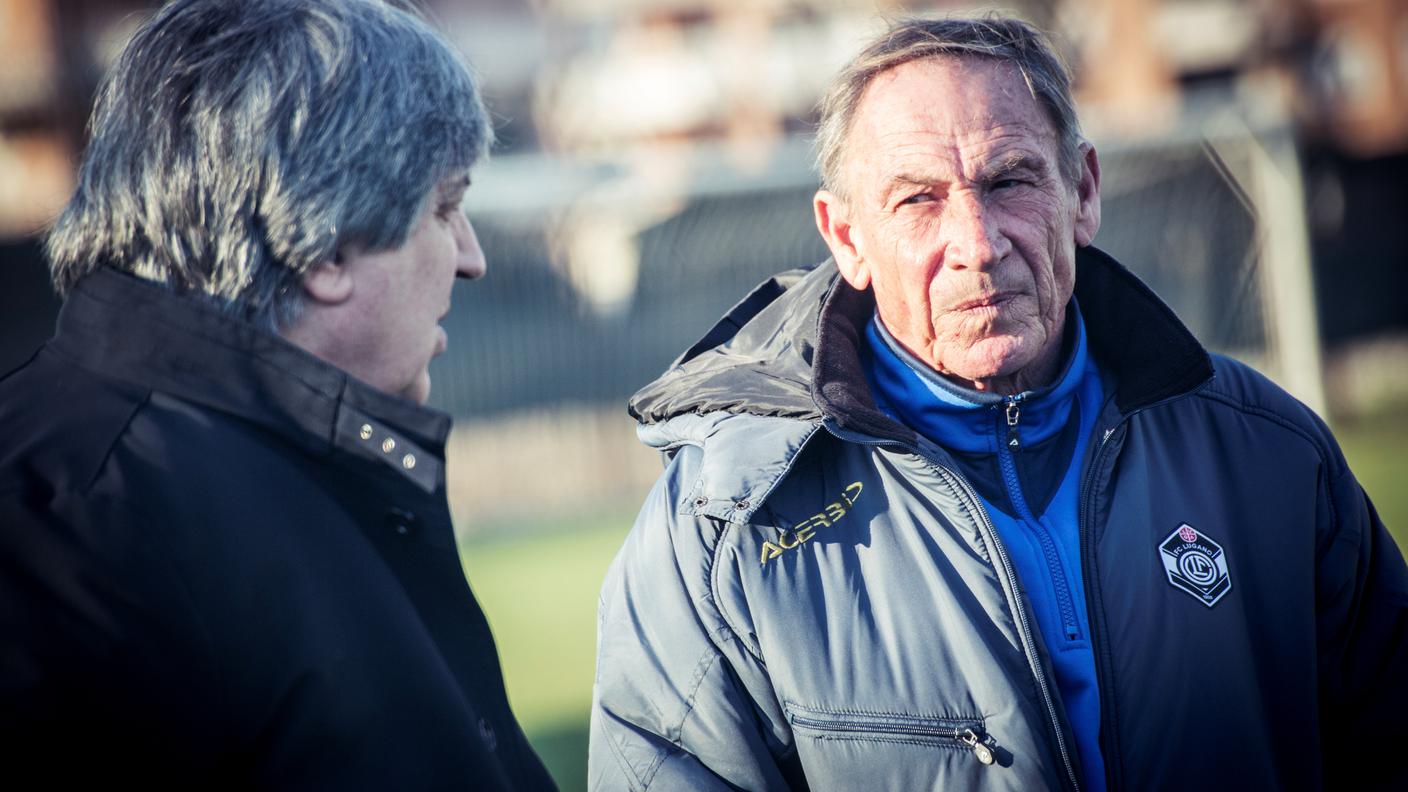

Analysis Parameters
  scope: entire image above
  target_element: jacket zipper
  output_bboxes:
[996,396,1082,641]
[788,713,997,765]
[932,463,1081,792]
[1077,387,1209,792]
[1004,396,1024,451]
[824,421,1082,792]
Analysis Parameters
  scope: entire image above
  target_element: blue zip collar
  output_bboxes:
[865,302,1090,453]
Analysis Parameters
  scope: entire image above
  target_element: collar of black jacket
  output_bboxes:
[48,267,450,494]
[813,245,1214,442]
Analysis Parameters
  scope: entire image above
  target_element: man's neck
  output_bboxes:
[947,342,1064,396]
[877,310,1075,398]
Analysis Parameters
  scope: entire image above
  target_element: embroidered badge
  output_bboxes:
[1158,523,1232,607]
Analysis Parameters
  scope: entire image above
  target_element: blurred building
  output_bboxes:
[4,0,1405,330]
[1,0,1405,522]
[0,0,151,373]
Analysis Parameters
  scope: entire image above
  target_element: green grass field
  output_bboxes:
[1336,409,1408,552]
[463,410,1408,791]
[461,513,631,788]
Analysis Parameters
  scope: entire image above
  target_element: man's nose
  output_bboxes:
[943,191,1008,270]
[454,213,486,280]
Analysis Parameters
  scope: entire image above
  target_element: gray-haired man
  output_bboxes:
[0,1,553,788]
[590,15,1407,791]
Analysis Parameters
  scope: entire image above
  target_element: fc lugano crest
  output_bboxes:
[1159,523,1232,607]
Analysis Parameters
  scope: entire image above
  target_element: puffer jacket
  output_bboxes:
[589,247,1408,791]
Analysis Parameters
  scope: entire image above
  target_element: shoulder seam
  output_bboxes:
[82,389,154,493]
[1190,389,1341,532]
[709,522,765,661]
[639,638,729,790]
[1193,389,1331,469]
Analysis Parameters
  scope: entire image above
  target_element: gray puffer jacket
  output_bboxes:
[589,247,1408,791]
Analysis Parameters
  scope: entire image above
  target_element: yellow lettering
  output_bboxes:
[759,541,785,565]
[761,483,865,568]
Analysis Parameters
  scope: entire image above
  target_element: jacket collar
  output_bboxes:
[629,246,1212,517]
[637,411,822,525]
[49,267,450,493]
[1069,245,1214,412]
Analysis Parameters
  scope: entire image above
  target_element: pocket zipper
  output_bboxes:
[788,711,997,765]
[958,728,997,765]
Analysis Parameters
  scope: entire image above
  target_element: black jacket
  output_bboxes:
[0,268,555,790]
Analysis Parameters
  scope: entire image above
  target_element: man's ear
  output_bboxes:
[301,254,354,306]
[1074,143,1102,247]
[814,189,870,290]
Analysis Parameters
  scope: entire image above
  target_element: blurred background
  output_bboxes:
[2,0,1406,787]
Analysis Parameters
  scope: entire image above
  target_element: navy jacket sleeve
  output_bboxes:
[1315,460,1408,788]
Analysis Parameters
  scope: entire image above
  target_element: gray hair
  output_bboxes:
[815,15,1083,196]
[47,0,493,330]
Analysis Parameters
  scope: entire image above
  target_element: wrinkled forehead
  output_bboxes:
[844,55,1057,174]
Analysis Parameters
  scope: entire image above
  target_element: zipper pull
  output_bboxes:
[960,728,995,765]
[1004,399,1021,451]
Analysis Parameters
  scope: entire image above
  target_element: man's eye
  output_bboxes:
[899,192,935,206]
[992,178,1025,190]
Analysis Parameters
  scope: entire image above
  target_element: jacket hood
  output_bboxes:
[629,265,832,426]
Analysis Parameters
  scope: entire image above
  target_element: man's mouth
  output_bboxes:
[952,292,1016,312]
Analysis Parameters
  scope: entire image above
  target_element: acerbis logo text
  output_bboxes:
[759,482,862,566]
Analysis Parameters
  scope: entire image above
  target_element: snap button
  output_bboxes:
[693,497,708,508]
[385,507,417,536]
[734,499,750,511]
[381,437,396,453]
[359,423,373,440]
[402,454,416,470]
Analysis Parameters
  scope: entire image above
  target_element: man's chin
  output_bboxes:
[940,337,1034,385]
[954,334,1024,366]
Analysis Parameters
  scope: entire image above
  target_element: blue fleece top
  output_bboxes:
[864,306,1107,791]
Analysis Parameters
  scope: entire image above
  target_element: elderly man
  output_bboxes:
[591,16,1407,791]
[0,1,553,788]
